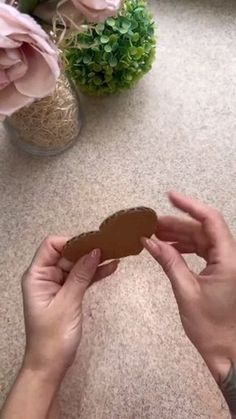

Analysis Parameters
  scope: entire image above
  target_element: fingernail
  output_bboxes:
[82,249,101,268]
[90,248,101,260]
[151,234,160,245]
[145,237,160,251]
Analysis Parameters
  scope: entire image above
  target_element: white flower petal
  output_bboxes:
[7,59,27,82]
[71,0,121,21]
[0,3,60,115]
[0,34,21,48]
[0,69,9,89]
[0,3,48,38]
[30,33,58,55]
[0,82,34,116]
[79,0,120,11]
[14,44,58,98]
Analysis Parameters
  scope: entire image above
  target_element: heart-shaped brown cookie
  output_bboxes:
[62,207,158,263]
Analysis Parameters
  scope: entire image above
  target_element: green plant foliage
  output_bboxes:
[63,0,156,95]
[19,0,40,14]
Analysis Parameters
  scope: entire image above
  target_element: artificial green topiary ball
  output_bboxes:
[63,0,156,95]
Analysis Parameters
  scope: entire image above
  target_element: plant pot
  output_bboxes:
[4,74,82,156]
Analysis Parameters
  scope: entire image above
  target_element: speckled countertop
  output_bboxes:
[1,1,236,417]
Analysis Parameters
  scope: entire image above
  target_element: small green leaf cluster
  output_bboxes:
[63,0,156,95]
[18,0,41,14]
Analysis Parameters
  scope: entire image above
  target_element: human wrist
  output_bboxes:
[218,362,236,417]
[22,350,66,388]
[21,362,61,390]
[203,355,236,416]
[203,354,233,383]
[1,363,60,419]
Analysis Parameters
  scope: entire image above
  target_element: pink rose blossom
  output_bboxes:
[0,3,60,120]
[71,0,122,22]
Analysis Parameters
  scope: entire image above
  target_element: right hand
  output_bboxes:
[143,191,236,387]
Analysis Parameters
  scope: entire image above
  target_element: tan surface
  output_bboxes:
[1,0,236,417]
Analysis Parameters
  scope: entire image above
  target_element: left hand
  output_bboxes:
[22,236,119,383]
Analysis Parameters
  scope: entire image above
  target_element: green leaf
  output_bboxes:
[129,46,137,56]
[105,66,113,75]
[149,49,156,60]
[100,35,109,44]
[75,56,83,64]
[136,46,144,58]
[131,22,138,30]
[95,24,105,35]
[132,32,140,42]
[78,34,93,45]
[109,55,118,67]
[125,74,133,81]
[120,60,130,68]
[92,63,102,72]
[109,34,118,44]
[134,6,144,13]
[19,0,38,13]
[119,27,129,34]
[94,76,102,86]
[104,44,112,53]
[121,20,131,31]
[83,55,92,64]
[103,52,110,61]
[105,74,113,81]
[106,17,116,27]
[147,26,155,36]
[145,44,152,53]
[112,43,119,51]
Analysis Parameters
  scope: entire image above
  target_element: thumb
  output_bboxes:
[62,249,101,301]
[142,237,196,297]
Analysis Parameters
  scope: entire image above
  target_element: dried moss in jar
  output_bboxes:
[4,74,82,156]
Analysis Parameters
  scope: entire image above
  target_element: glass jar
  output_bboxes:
[4,74,82,156]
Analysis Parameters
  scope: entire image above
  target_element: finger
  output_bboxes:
[60,249,101,301]
[168,191,232,247]
[47,398,60,419]
[58,258,119,280]
[157,216,200,244]
[142,236,197,298]
[31,236,69,268]
[22,266,64,287]
[61,260,120,288]
[57,257,73,273]
[171,241,209,259]
[171,242,197,255]
[91,260,120,285]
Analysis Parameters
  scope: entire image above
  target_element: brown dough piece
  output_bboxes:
[62,207,158,263]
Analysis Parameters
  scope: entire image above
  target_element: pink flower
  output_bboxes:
[71,0,122,22]
[0,3,60,120]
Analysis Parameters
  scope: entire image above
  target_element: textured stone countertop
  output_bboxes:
[1,1,236,417]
